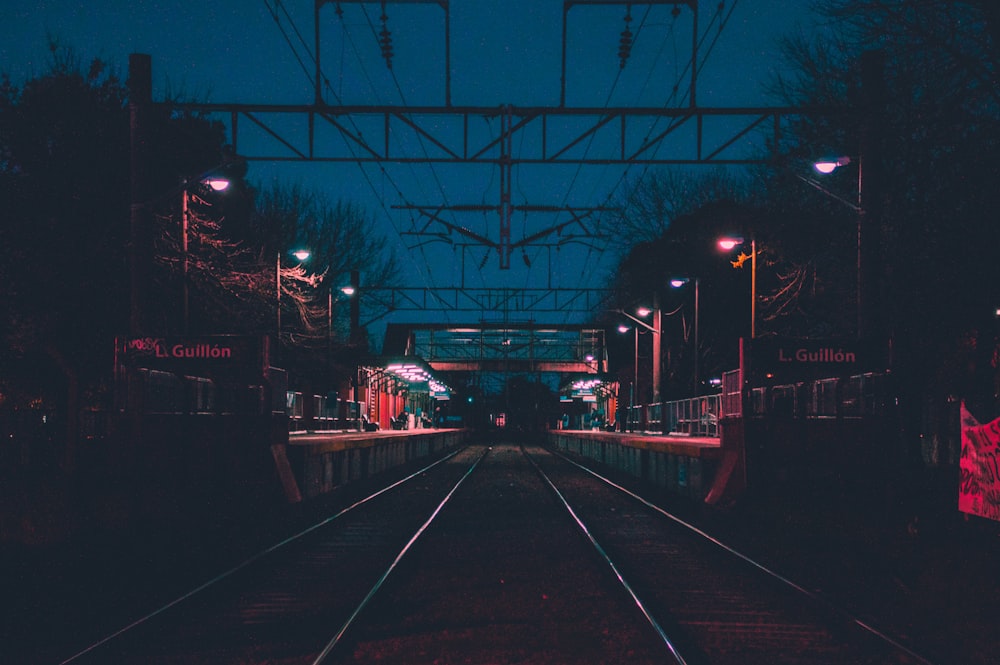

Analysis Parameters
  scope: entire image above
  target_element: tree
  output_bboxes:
[609,167,751,252]
[606,198,761,398]
[247,184,402,383]
[769,0,1000,455]
[0,48,133,470]
[0,45,242,469]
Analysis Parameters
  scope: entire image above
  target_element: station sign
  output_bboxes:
[750,336,865,384]
[116,335,270,379]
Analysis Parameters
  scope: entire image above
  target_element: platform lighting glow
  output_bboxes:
[637,307,652,317]
[585,354,595,361]
[670,278,688,288]
[340,285,356,296]
[618,324,630,334]
[717,237,743,251]
[572,378,603,390]
[204,178,230,191]
[292,249,311,261]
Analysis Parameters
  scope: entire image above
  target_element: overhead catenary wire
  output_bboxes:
[597,0,742,227]
[263,0,441,316]
[264,0,744,336]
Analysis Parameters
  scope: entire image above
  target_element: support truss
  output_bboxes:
[163,0,815,277]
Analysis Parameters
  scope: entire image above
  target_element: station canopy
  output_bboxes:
[383,322,606,373]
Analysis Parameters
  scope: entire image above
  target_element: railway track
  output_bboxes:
[41,441,939,665]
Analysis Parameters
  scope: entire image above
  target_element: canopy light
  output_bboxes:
[572,378,603,391]
[292,249,311,262]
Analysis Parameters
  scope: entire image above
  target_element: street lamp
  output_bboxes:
[180,177,229,334]
[813,156,852,175]
[276,248,311,357]
[802,156,865,339]
[670,277,700,393]
[619,306,662,404]
[617,323,637,432]
[718,236,756,339]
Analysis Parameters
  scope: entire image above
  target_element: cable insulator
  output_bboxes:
[379,12,393,69]
[618,28,633,68]
[618,9,633,69]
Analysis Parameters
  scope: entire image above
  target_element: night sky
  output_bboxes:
[1,0,820,328]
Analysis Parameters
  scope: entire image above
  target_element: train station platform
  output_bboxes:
[549,426,745,505]
[275,427,471,502]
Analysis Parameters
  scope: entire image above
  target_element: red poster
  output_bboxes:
[959,402,1000,521]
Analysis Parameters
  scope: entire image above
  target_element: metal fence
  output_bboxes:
[621,393,722,438]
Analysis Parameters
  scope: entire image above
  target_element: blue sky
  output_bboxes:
[1,1,821,329]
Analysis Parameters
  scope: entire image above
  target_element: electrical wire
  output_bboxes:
[263,0,744,334]
[596,0,742,233]
[264,0,443,320]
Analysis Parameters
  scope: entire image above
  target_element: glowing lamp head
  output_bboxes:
[292,249,311,262]
[718,237,743,251]
[204,178,230,191]
[617,324,630,334]
[813,156,851,174]
[637,307,652,318]
[341,285,356,296]
[669,278,688,288]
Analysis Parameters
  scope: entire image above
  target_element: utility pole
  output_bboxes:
[859,49,884,349]
[128,53,152,335]
[349,269,361,345]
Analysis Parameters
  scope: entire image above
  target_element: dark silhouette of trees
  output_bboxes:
[0,45,401,468]
[248,184,401,354]
[607,199,760,399]
[771,0,1000,436]
[609,0,1000,426]
[0,45,251,468]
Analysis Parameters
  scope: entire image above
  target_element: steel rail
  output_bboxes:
[58,447,467,665]
[311,446,491,663]
[522,446,690,665]
[553,449,941,665]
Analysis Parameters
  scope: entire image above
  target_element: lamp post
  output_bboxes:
[276,248,311,358]
[718,236,756,339]
[799,52,883,343]
[344,269,360,345]
[619,306,662,405]
[181,177,229,334]
[617,323,637,432]
[670,277,700,393]
[805,157,865,339]
[637,306,662,404]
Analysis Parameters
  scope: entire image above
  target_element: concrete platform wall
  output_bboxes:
[284,430,470,500]
[548,431,724,501]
